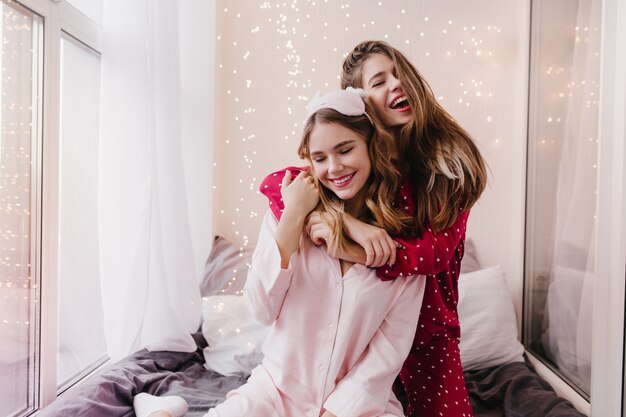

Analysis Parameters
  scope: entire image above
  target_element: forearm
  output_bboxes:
[342,213,362,240]
[381,210,470,278]
[341,213,396,267]
[244,211,296,325]
[336,240,367,265]
[274,208,306,268]
[341,217,368,265]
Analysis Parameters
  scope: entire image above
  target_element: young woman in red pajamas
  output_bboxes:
[261,40,487,417]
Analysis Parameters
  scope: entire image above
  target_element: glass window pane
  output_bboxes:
[65,0,102,25]
[57,34,107,390]
[0,1,43,415]
[524,0,601,397]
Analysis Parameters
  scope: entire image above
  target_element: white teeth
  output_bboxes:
[332,174,353,184]
[391,96,407,108]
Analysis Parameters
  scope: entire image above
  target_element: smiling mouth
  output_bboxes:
[329,173,355,187]
[390,96,410,110]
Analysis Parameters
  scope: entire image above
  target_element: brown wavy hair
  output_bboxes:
[341,40,488,234]
[298,106,413,252]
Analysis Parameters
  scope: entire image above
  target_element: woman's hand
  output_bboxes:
[281,169,319,218]
[306,211,397,267]
[306,211,330,246]
[343,214,397,267]
[274,170,319,269]
[305,212,380,266]
[320,410,337,417]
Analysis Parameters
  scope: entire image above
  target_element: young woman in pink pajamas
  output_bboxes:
[260,41,488,417]
[133,89,427,417]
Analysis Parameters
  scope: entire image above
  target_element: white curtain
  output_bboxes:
[541,0,600,393]
[99,0,202,360]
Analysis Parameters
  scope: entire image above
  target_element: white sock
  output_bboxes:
[133,392,188,417]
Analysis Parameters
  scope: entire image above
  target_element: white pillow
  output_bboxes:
[201,295,269,376]
[458,265,525,371]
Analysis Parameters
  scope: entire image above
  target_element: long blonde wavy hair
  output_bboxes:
[298,107,413,253]
[341,40,488,235]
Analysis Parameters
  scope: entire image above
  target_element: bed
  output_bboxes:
[38,237,586,417]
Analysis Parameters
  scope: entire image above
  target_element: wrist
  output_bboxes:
[341,240,367,264]
[342,213,356,236]
[281,205,308,225]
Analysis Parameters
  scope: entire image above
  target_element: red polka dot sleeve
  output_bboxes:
[259,167,304,220]
[379,210,469,280]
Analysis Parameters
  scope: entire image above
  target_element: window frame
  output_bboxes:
[11,0,102,411]
[522,0,626,415]
[592,0,626,416]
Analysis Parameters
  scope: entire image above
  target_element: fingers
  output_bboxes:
[371,240,383,267]
[281,170,292,189]
[284,169,311,186]
[308,214,329,244]
[295,169,308,179]
[294,170,316,188]
[309,223,327,245]
[359,231,396,268]
[387,237,397,266]
[310,232,323,246]
[371,239,392,268]
[364,243,375,267]
[305,211,321,236]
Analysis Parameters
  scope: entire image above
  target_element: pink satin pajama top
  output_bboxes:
[243,211,426,417]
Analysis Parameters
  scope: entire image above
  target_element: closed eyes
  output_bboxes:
[312,148,351,163]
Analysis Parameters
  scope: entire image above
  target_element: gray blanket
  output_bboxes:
[39,333,585,417]
[465,360,585,417]
[39,333,246,417]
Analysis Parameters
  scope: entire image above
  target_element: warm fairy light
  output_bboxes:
[0,11,38,328]
[213,0,564,249]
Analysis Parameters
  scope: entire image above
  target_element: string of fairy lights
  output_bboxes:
[0,5,35,332]
[211,0,600,297]
[214,1,502,253]
[0,1,601,357]
[214,1,506,248]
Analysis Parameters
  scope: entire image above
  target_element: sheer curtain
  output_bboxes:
[536,0,600,393]
[57,34,107,388]
[99,0,202,360]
